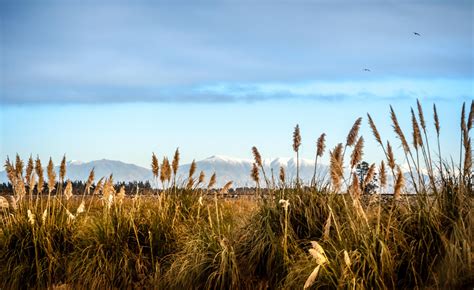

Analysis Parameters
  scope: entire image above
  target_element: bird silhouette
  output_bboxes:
[413,32,421,36]
[363,68,371,72]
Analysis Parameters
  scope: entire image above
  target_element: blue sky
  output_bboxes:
[1,0,473,167]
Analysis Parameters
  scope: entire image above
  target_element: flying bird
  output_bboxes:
[413,32,421,36]
[363,68,371,72]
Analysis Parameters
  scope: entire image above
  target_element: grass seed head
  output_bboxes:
[368,113,382,145]
[198,171,205,185]
[316,133,326,157]
[60,154,67,181]
[411,108,423,148]
[64,180,73,200]
[390,105,410,153]
[47,157,56,194]
[188,159,197,178]
[208,172,217,189]
[468,100,474,131]
[15,154,24,179]
[172,148,180,175]
[27,209,35,226]
[35,156,44,193]
[350,136,364,168]
[386,141,396,170]
[151,153,159,178]
[279,166,286,184]
[379,161,387,189]
[252,146,263,167]
[330,143,344,192]
[25,156,34,184]
[416,99,426,130]
[346,117,362,147]
[76,201,85,215]
[394,166,404,199]
[293,124,301,152]
[85,168,95,194]
[433,104,440,136]
[344,250,351,268]
[304,265,321,289]
[251,163,260,185]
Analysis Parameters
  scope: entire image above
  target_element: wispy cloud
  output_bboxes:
[2,78,471,105]
[1,0,472,104]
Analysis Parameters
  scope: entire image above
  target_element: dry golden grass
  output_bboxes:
[1,101,472,289]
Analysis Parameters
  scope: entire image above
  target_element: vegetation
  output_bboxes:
[0,100,472,289]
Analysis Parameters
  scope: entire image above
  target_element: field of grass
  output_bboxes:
[1,101,473,289]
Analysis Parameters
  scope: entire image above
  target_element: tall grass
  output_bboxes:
[0,101,472,289]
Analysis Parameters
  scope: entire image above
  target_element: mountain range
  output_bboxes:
[0,156,329,188]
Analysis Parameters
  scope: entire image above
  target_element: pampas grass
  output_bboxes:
[346,117,362,147]
[251,163,260,188]
[330,143,344,193]
[47,158,56,195]
[350,136,364,169]
[172,148,180,188]
[293,124,302,186]
[160,157,171,190]
[84,168,95,195]
[35,156,44,194]
[252,146,270,188]
[379,161,387,191]
[394,166,404,200]
[312,133,326,187]
[151,153,159,190]
[15,154,23,179]
[208,172,217,189]
[25,155,34,187]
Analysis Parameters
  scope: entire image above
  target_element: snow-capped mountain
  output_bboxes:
[178,155,330,187]
[0,156,329,188]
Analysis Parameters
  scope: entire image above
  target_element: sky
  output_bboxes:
[0,0,473,168]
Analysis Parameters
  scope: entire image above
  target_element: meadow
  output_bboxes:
[0,101,472,289]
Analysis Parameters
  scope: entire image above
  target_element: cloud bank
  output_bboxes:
[1,0,472,104]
